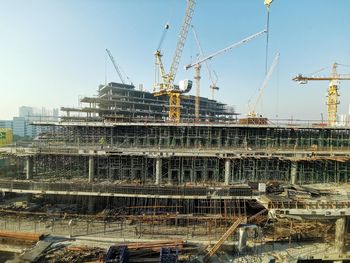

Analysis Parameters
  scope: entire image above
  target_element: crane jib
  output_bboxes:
[186,29,267,70]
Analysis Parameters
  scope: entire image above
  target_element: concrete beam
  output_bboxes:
[270,208,350,219]
[0,188,255,199]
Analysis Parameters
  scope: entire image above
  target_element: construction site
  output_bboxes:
[1,0,350,263]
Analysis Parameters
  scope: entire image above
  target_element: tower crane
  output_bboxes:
[153,0,196,123]
[191,25,219,100]
[185,29,267,121]
[248,52,280,118]
[293,63,350,126]
[105,49,133,85]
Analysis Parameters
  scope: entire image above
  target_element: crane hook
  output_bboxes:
[264,0,273,9]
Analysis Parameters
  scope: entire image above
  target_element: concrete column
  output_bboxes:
[25,193,32,203]
[26,156,33,180]
[180,158,184,185]
[335,217,347,254]
[155,158,162,185]
[203,159,207,182]
[224,159,231,185]
[168,166,172,185]
[87,196,95,213]
[88,156,94,183]
[191,158,194,183]
[290,161,297,185]
[238,227,247,252]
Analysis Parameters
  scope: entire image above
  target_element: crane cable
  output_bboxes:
[265,4,271,75]
[157,23,170,51]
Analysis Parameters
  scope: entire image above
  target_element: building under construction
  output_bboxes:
[0,0,349,259]
[23,82,350,187]
[60,82,236,122]
[0,81,349,261]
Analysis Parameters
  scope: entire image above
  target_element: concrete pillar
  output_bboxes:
[237,227,247,252]
[87,196,95,213]
[335,217,347,254]
[26,156,33,180]
[155,158,161,185]
[88,156,94,183]
[25,194,32,203]
[180,158,184,185]
[224,159,231,185]
[168,166,172,185]
[290,161,297,185]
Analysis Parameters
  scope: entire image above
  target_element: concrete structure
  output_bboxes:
[60,82,237,122]
[26,156,33,180]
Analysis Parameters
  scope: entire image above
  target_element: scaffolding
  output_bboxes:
[37,123,350,152]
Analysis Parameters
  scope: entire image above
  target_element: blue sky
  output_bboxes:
[1,0,350,120]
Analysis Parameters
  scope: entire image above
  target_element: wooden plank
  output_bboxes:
[0,231,43,242]
[204,217,244,260]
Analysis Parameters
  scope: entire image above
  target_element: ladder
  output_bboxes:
[204,217,244,260]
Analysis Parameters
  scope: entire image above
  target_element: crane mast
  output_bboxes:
[153,0,196,123]
[168,0,195,86]
[293,63,350,126]
[191,25,219,101]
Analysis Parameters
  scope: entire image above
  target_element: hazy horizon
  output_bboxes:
[1,0,350,121]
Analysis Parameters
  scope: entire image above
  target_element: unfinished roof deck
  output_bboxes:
[60,82,236,122]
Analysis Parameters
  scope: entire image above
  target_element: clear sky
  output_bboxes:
[1,0,350,120]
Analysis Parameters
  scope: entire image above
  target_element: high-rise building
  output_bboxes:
[19,106,34,119]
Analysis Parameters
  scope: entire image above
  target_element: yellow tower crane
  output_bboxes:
[153,0,196,123]
[293,63,350,126]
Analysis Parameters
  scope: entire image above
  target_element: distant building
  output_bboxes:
[12,117,26,137]
[0,120,13,129]
[19,106,34,119]
[19,106,59,122]
[0,106,59,138]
